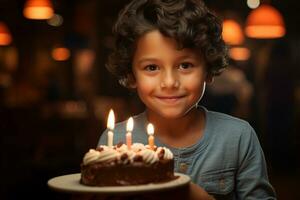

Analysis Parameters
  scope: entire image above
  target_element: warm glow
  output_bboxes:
[247,0,260,9]
[52,47,70,61]
[0,34,12,46]
[147,123,154,135]
[107,109,115,130]
[222,19,244,45]
[126,117,134,132]
[229,47,251,61]
[74,49,95,74]
[0,22,12,46]
[245,4,285,39]
[23,0,54,20]
[47,13,63,27]
[245,26,285,39]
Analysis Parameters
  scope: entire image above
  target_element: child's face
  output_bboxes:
[131,30,210,119]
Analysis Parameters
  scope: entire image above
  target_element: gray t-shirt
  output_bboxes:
[98,107,276,199]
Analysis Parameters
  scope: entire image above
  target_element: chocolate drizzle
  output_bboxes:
[120,153,128,161]
[158,149,165,160]
[96,147,104,152]
[133,155,143,162]
[116,142,124,148]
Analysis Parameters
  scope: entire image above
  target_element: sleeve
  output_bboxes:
[236,123,276,199]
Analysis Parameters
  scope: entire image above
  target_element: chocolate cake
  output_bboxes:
[80,143,176,186]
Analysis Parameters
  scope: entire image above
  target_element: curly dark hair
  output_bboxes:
[106,0,228,87]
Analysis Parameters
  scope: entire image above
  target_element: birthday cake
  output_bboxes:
[80,142,176,186]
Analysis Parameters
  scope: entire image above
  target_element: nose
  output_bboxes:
[160,69,180,89]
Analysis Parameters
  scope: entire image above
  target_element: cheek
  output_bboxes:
[184,73,205,88]
[135,78,156,96]
[191,83,205,99]
[183,75,206,98]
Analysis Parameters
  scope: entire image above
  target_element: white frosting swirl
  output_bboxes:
[116,144,137,163]
[99,145,109,151]
[131,143,146,152]
[83,144,173,165]
[83,149,101,165]
[119,150,136,164]
[139,149,159,164]
[126,150,136,161]
[156,147,173,160]
[116,144,128,153]
[83,148,119,165]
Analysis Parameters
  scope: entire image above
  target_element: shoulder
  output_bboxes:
[204,110,263,162]
[207,110,251,130]
[205,109,256,141]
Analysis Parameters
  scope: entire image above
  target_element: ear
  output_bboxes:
[205,73,214,84]
[126,73,137,89]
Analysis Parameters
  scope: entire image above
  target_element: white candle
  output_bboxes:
[147,123,155,150]
[107,130,113,147]
[126,117,134,149]
[107,109,115,147]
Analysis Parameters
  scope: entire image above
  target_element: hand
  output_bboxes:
[189,182,215,200]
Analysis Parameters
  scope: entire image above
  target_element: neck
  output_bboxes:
[146,107,205,139]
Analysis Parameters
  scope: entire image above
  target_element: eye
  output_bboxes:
[178,62,194,70]
[144,64,159,71]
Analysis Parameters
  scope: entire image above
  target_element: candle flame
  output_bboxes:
[126,117,134,132]
[107,109,115,130]
[147,123,154,135]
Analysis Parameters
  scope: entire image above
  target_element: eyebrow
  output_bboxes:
[136,54,198,64]
[136,57,159,64]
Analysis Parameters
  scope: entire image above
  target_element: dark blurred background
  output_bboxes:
[0,0,299,199]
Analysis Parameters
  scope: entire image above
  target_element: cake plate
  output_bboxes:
[47,173,190,194]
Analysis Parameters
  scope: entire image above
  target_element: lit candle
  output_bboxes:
[107,109,115,147]
[147,123,155,150]
[126,117,134,149]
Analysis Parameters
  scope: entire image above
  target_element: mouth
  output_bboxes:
[155,95,186,104]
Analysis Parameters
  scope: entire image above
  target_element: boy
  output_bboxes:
[98,0,276,199]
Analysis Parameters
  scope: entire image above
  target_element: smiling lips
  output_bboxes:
[155,95,186,104]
